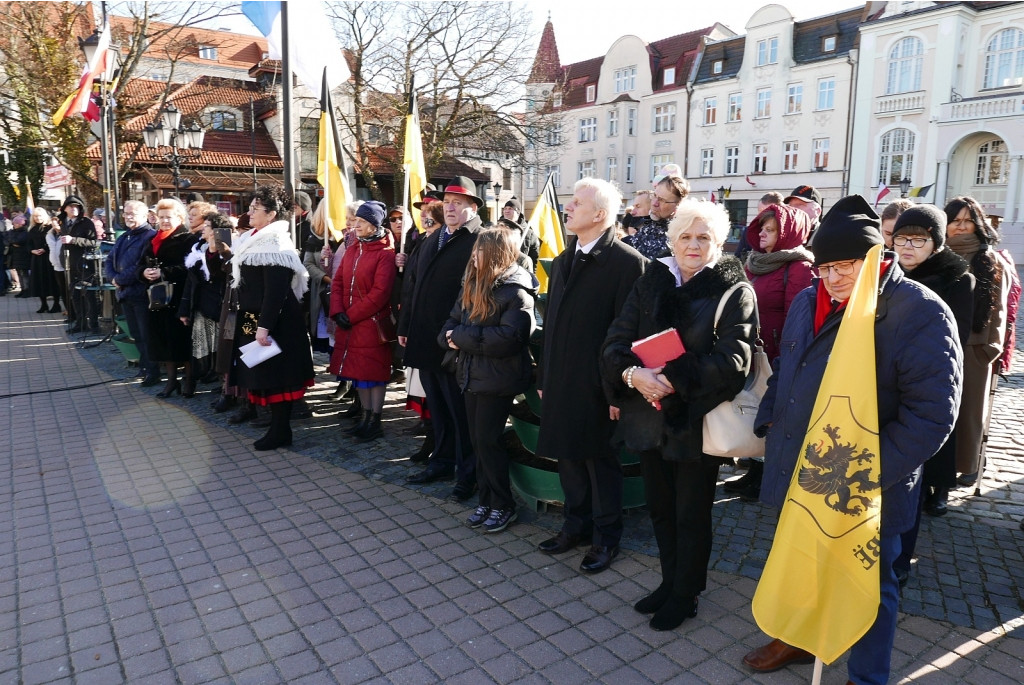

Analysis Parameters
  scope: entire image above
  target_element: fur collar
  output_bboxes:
[184,242,211,282]
[638,256,747,330]
[231,220,309,300]
[904,248,969,291]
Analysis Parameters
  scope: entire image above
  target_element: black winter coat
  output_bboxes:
[141,229,199,363]
[439,264,537,396]
[178,244,228,321]
[536,229,646,462]
[602,257,758,458]
[6,226,30,270]
[63,216,97,280]
[27,224,58,298]
[397,215,480,370]
[903,248,974,489]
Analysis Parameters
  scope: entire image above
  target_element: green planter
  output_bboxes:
[112,333,140,363]
[114,316,135,338]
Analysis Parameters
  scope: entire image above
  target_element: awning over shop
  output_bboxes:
[141,168,284,192]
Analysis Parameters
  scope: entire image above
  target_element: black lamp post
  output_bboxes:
[143,105,206,199]
[493,181,503,221]
[79,29,121,231]
[718,185,726,204]
[899,177,911,198]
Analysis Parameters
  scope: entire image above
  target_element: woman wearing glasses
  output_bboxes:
[942,196,1011,488]
[889,204,973,585]
[623,175,690,260]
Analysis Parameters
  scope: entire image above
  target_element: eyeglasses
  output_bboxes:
[812,259,860,279]
[892,235,932,248]
[422,219,436,227]
[652,194,679,205]
[389,216,403,223]
[248,203,265,213]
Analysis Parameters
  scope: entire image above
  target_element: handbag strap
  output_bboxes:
[712,281,760,338]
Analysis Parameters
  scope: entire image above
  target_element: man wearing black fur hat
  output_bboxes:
[58,195,100,333]
[742,195,963,684]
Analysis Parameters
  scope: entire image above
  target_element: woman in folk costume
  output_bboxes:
[231,185,314,451]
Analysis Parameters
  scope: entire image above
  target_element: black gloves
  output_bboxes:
[333,312,351,329]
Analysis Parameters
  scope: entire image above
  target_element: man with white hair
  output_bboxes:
[535,178,647,574]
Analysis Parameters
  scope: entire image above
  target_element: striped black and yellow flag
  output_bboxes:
[317,68,348,242]
[529,174,565,293]
[403,82,427,235]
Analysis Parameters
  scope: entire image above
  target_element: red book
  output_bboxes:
[631,327,685,367]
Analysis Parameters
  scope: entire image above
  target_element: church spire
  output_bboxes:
[528,18,561,84]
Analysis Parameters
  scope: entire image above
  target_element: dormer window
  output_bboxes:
[209,110,238,131]
[586,84,596,103]
[822,35,837,52]
[712,60,723,75]
[756,37,778,65]
[199,45,217,60]
[663,67,676,87]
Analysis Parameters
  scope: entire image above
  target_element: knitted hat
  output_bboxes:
[356,200,387,229]
[811,195,883,266]
[893,204,946,251]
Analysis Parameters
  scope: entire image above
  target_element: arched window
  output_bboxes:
[877,128,915,186]
[976,140,1008,185]
[208,110,238,131]
[886,37,923,94]
[984,28,1024,88]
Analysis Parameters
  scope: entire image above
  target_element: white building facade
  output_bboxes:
[848,1,1024,259]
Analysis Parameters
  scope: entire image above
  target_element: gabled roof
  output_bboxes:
[364,147,488,182]
[109,15,267,70]
[693,36,745,84]
[792,7,864,64]
[648,25,719,92]
[561,56,604,109]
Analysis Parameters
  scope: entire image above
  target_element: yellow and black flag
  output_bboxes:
[317,68,348,242]
[529,174,565,294]
[402,80,428,236]
[753,243,884,665]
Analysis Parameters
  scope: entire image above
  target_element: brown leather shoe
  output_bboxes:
[742,639,814,672]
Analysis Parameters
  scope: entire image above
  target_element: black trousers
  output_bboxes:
[557,453,623,547]
[420,367,475,482]
[465,392,515,511]
[122,297,159,376]
[640,449,721,597]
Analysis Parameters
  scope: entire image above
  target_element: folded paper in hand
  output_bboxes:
[239,337,282,368]
[631,327,685,367]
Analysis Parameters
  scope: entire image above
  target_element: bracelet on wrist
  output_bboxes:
[625,366,638,389]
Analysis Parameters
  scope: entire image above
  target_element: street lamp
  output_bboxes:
[718,185,726,205]
[899,177,911,198]
[79,29,121,232]
[493,181,502,222]
[143,105,206,199]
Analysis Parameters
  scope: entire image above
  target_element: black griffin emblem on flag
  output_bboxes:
[798,424,880,516]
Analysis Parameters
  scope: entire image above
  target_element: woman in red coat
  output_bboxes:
[724,202,813,499]
[328,201,397,441]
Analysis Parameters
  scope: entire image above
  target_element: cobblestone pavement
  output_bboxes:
[2,288,1023,684]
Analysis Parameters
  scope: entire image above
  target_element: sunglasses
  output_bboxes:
[388,216,403,223]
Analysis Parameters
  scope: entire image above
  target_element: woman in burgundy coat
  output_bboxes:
[725,202,813,499]
[328,201,397,441]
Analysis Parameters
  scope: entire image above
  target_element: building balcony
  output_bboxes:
[938,94,1023,122]
[875,91,926,115]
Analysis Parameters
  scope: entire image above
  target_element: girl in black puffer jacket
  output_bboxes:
[440,228,537,534]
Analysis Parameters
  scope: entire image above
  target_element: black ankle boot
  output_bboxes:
[340,395,363,418]
[409,425,435,463]
[254,402,293,450]
[355,412,383,441]
[724,460,762,493]
[345,410,372,436]
[649,594,698,631]
[634,584,672,615]
[330,381,350,402]
[924,487,949,517]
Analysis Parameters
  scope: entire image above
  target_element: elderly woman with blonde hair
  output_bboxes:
[602,200,757,631]
[141,197,199,397]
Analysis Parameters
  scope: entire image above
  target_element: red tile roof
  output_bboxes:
[648,26,717,92]
[365,147,488,182]
[109,15,267,71]
[528,20,562,84]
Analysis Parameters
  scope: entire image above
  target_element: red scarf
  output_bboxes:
[813,258,893,335]
[151,227,176,255]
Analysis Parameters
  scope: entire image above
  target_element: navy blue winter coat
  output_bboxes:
[756,257,963,535]
[104,223,156,302]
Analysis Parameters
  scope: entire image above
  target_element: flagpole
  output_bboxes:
[280,0,297,247]
[400,163,410,266]
[812,657,823,685]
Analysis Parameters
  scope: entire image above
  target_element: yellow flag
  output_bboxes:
[52,89,77,126]
[317,69,348,242]
[403,88,427,234]
[529,174,565,293]
[752,243,884,664]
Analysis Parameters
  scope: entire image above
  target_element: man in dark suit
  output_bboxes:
[536,177,646,574]
[399,176,482,501]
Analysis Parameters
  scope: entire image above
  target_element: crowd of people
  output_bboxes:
[3,168,1021,685]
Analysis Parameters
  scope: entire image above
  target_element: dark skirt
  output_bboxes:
[28,253,59,298]
[148,307,193,363]
[232,310,314,405]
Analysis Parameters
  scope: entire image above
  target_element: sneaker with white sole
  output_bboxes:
[483,508,517,533]
[467,505,491,529]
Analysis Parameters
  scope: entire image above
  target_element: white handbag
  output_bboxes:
[702,282,770,458]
